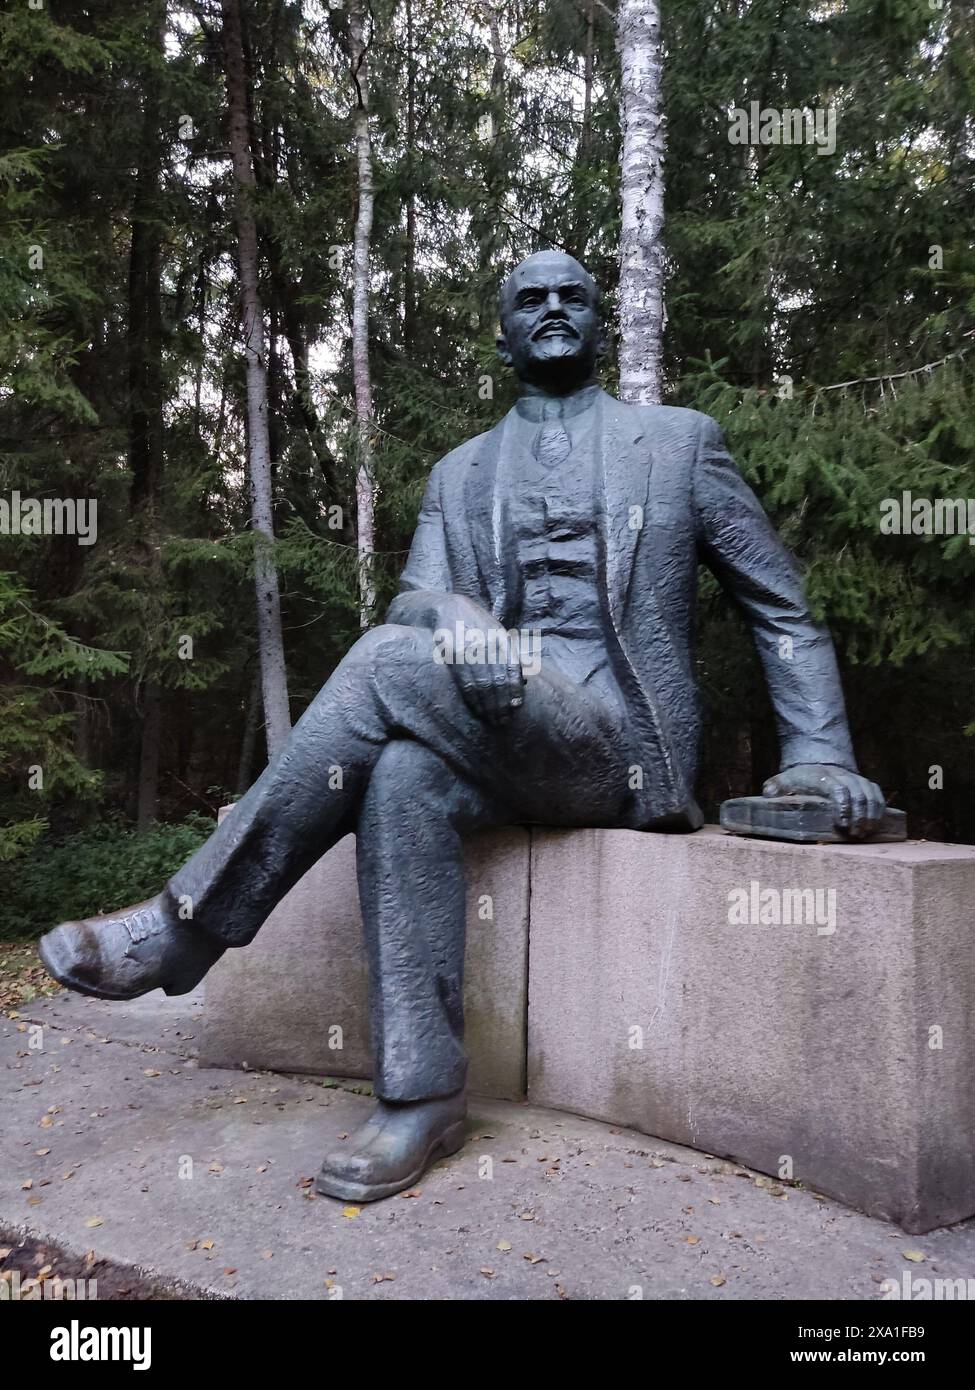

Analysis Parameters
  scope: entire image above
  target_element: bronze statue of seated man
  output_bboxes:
[39,251,885,1202]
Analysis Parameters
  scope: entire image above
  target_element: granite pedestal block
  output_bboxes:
[527,826,975,1233]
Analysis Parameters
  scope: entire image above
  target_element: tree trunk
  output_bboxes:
[236,668,262,795]
[617,0,667,404]
[403,0,418,348]
[349,0,376,627]
[477,1,505,328]
[571,0,596,258]
[221,0,291,756]
[136,683,162,833]
[129,3,166,831]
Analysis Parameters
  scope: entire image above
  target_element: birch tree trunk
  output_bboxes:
[617,0,667,404]
[477,0,505,328]
[221,0,291,757]
[403,0,418,348]
[571,0,596,257]
[349,0,376,627]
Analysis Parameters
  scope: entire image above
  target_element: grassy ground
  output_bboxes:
[0,941,62,1013]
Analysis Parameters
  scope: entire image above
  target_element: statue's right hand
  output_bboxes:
[442,618,527,725]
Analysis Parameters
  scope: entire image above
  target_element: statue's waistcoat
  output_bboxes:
[437,386,700,825]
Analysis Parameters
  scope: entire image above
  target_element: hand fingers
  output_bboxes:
[865,778,886,827]
[854,777,885,834]
[453,644,526,724]
[489,657,526,722]
[507,653,526,702]
[475,663,504,723]
[504,654,526,717]
[847,773,869,835]
[487,661,511,722]
[830,770,882,837]
[454,663,491,722]
[829,776,853,831]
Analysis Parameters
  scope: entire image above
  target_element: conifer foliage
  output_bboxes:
[0,0,972,930]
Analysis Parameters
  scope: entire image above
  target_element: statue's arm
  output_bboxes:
[691,413,856,772]
[384,458,524,724]
[384,461,494,629]
[385,461,455,629]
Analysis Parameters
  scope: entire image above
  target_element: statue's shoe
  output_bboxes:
[38,896,225,1001]
[315,1093,467,1202]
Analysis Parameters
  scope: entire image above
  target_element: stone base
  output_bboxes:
[527,827,975,1233]
[202,815,975,1232]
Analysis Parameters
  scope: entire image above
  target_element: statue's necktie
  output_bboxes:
[533,399,572,468]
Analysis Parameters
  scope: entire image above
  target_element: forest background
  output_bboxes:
[1,0,973,939]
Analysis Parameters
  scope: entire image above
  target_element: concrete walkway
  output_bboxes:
[3,988,974,1301]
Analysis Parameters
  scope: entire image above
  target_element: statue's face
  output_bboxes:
[497,251,603,392]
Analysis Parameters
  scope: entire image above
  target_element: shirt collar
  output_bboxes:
[514,382,601,424]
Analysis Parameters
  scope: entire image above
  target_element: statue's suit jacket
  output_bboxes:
[388,387,855,831]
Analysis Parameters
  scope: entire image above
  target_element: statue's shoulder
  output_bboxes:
[434,420,505,472]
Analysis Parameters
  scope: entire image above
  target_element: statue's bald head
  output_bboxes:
[497,250,604,393]
[499,250,599,328]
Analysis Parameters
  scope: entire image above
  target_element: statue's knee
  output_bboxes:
[370,739,446,801]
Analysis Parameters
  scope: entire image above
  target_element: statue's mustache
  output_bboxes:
[531,319,580,341]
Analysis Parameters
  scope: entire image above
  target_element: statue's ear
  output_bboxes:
[496,333,512,366]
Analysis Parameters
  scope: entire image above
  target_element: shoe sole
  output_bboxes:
[313,1119,467,1203]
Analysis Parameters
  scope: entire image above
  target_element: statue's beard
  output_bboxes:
[515,336,598,392]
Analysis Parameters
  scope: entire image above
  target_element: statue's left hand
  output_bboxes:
[762,764,886,838]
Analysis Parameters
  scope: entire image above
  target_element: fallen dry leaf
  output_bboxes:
[902,1250,926,1263]
[497,1240,512,1252]
[84,1217,103,1228]
[342,1206,360,1219]
[710,1274,727,1287]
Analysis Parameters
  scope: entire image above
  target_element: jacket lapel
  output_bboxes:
[597,390,653,626]
[460,417,508,618]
